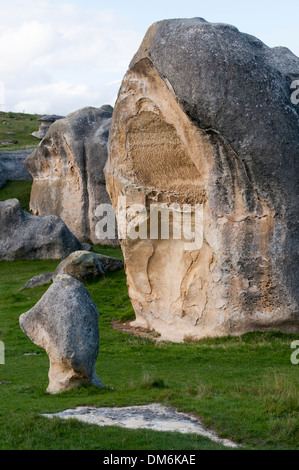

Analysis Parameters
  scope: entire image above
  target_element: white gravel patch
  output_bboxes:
[42,403,238,448]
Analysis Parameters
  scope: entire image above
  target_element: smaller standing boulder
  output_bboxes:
[19,274,104,394]
[0,199,84,260]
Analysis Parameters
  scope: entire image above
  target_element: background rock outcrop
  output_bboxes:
[0,149,34,183]
[19,274,104,394]
[0,199,84,260]
[31,115,65,139]
[53,251,104,282]
[20,273,54,290]
[0,161,6,188]
[53,250,124,282]
[25,105,118,245]
[95,253,124,273]
[105,18,299,341]
[20,251,124,288]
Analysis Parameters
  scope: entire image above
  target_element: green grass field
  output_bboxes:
[0,181,32,211]
[0,111,41,151]
[0,182,298,450]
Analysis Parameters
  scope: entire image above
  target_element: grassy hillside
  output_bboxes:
[0,111,42,151]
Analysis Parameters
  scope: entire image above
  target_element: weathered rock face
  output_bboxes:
[0,199,84,260]
[25,106,118,245]
[19,274,104,394]
[105,18,299,341]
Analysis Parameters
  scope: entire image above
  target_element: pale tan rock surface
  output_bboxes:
[25,105,118,245]
[105,19,299,342]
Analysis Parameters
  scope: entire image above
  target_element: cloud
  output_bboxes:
[0,21,58,76]
[9,79,120,115]
[0,1,142,115]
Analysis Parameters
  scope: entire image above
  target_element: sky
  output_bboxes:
[0,0,298,116]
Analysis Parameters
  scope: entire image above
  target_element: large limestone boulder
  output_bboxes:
[0,199,84,260]
[105,18,299,341]
[24,105,118,245]
[19,274,104,394]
